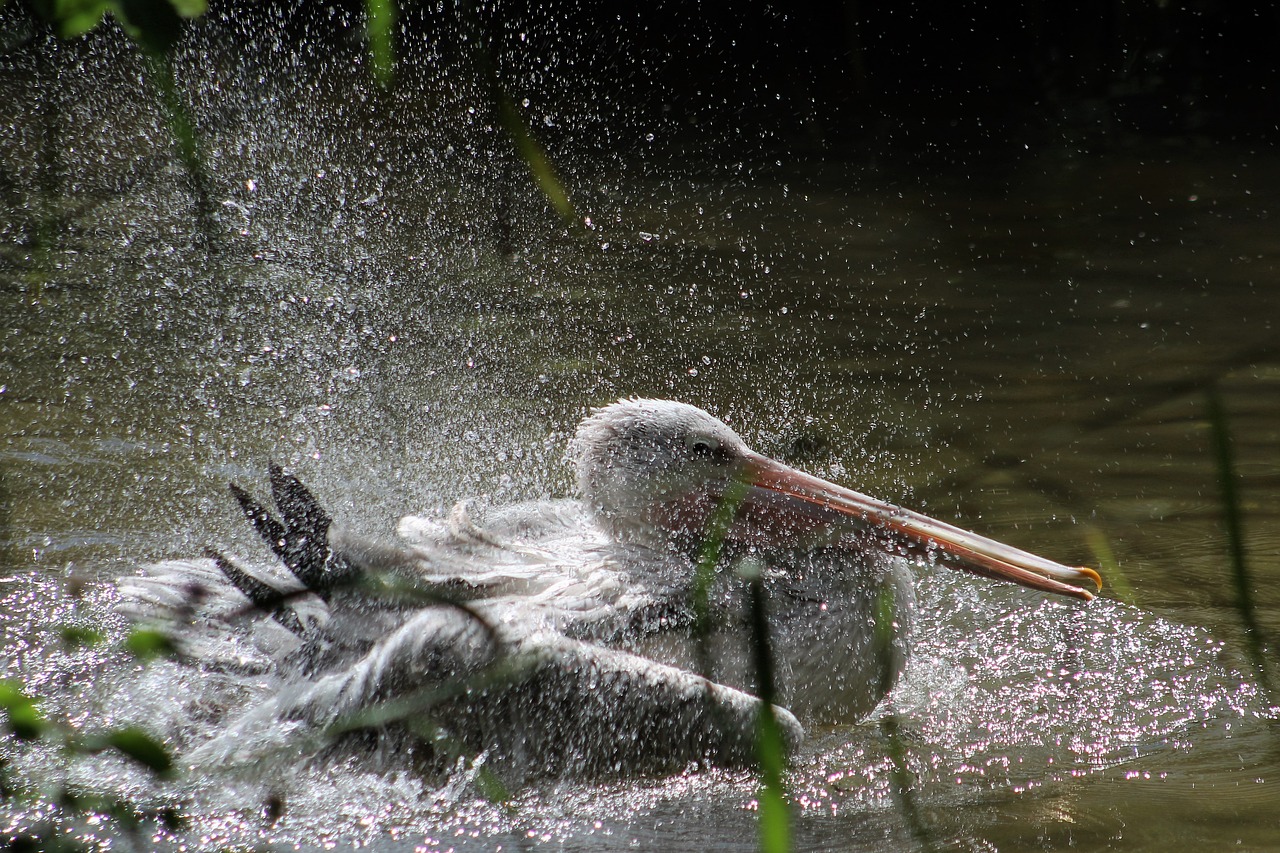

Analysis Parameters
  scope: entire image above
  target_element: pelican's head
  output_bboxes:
[568,398,748,550]
[568,398,1102,601]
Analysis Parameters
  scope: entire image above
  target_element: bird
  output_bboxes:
[116,398,1102,782]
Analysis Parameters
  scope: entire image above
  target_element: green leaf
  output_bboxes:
[0,680,45,741]
[31,0,207,49]
[60,624,105,649]
[105,727,174,776]
[473,765,510,804]
[1083,526,1135,605]
[51,0,112,38]
[755,701,791,852]
[113,0,209,54]
[124,627,178,660]
[757,781,790,853]
[168,0,207,17]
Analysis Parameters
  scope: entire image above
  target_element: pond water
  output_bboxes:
[2,16,1279,852]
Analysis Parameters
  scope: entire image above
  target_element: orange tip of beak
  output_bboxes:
[1075,566,1104,592]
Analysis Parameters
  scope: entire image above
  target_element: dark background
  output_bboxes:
[12,1,1276,147]
[230,0,1279,145]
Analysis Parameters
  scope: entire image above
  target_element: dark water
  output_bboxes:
[2,19,1278,852]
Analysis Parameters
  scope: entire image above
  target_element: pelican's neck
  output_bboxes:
[577,473,693,553]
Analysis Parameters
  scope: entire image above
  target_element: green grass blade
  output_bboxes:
[365,0,397,86]
[689,471,792,850]
[747,567,791,853]
[1206,387,1271,699]
[1083,525,1136,606]
[497,95,578,227]
[691,475,750,676]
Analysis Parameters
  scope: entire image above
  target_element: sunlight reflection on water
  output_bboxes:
[0,551,1268,851]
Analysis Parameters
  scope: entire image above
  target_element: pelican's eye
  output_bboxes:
[685,435,720,458]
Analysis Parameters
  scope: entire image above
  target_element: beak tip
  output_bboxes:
[1076,566,1104,592]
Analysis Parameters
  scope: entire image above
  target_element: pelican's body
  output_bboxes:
[117,399,1100,780]
[392,493,913,726]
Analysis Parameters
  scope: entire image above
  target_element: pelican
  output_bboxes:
[117,398,1101,780]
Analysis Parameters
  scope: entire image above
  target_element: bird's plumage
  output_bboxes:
[115,398,1097,781]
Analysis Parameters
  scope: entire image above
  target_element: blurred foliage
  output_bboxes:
[497,93,578,228]
[24,0,207,54]
[743,559,791,853]
[364,0,396,85]
[691,475,750,676]
[690,471,795,850]
[18,0,579,249]
[0,680,46,742]
[873,582,936,850]
[122,626,181,661]
[1083,526,1136,606]
[91,726,176,777]
[0,628,183,851]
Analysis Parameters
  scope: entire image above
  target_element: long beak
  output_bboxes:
[731,452,1102,602]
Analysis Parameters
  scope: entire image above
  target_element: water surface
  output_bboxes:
[1,21,1278,852]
